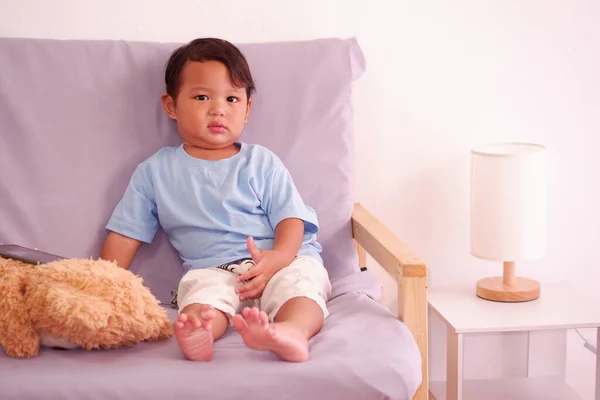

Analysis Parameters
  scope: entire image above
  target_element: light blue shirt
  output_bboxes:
[106,142,323,273]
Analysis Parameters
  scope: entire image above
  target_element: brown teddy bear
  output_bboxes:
[0,256,173,358]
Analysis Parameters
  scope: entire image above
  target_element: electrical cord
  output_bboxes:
[575,328,597,355]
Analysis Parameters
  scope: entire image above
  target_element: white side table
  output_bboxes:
[428,283,600,400]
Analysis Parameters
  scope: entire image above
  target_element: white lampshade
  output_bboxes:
[470,143,547,262]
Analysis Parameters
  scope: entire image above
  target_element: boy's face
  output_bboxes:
[161,60,252,151]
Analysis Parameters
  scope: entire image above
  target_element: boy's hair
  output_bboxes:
[164,37,256,101]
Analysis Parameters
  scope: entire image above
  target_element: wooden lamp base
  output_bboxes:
[476,261,540,302]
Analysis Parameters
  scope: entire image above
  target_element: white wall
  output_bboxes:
[2,0,598,397]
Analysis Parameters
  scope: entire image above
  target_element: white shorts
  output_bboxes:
[176,255,332,323]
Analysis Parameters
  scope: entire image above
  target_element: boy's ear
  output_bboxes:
[161,93,177,120]
[244,98,252,123]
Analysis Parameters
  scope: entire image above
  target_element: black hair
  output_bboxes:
[164,37,256,101]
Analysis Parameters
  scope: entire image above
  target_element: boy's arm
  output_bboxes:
[101,160,159,269]
[100,231,142,270]
[236,157,319,299]
[272,217,304,266]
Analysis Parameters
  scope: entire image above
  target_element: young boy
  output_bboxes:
[100,38,331,363]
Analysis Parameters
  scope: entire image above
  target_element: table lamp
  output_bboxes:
[470,142,547,302]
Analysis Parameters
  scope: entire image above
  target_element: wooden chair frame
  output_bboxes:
[352,203,428,400]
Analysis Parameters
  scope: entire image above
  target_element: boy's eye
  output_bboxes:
[195,95,208,101]
[227,96,239,103]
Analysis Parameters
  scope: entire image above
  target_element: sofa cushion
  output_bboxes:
[0,274,422,400]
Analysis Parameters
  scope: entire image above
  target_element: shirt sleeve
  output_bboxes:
[261,166,319,234]
[105,163,160,243]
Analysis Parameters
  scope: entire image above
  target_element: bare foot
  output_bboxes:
[232,307,309,362]
[174,304,215,361]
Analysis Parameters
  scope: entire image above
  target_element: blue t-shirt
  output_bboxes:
[106,142,322,272]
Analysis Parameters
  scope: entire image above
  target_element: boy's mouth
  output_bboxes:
[208,122,226,134]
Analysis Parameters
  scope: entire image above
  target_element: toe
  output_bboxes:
[242,307,252,319]
[188,316,203,329]
[232,314,248,333]
[258,311,269,326]
[177,313,188,323]
[249,307,260,321]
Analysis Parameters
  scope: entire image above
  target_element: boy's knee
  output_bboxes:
[261,256,332,321]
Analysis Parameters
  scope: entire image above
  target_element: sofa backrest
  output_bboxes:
[0,36,365,301]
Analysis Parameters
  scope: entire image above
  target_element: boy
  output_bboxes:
[100,38,331,363]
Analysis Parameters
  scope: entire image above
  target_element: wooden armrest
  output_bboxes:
[351,202,428,400]
[351,203,426,280]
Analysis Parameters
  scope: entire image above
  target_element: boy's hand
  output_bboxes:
[235,237,292,300]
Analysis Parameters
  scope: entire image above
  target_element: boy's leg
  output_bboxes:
[175,267,241,361]
[273,295,325,338]
[233,256,331,362]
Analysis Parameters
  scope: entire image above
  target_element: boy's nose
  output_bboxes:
[209,107,225,117]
